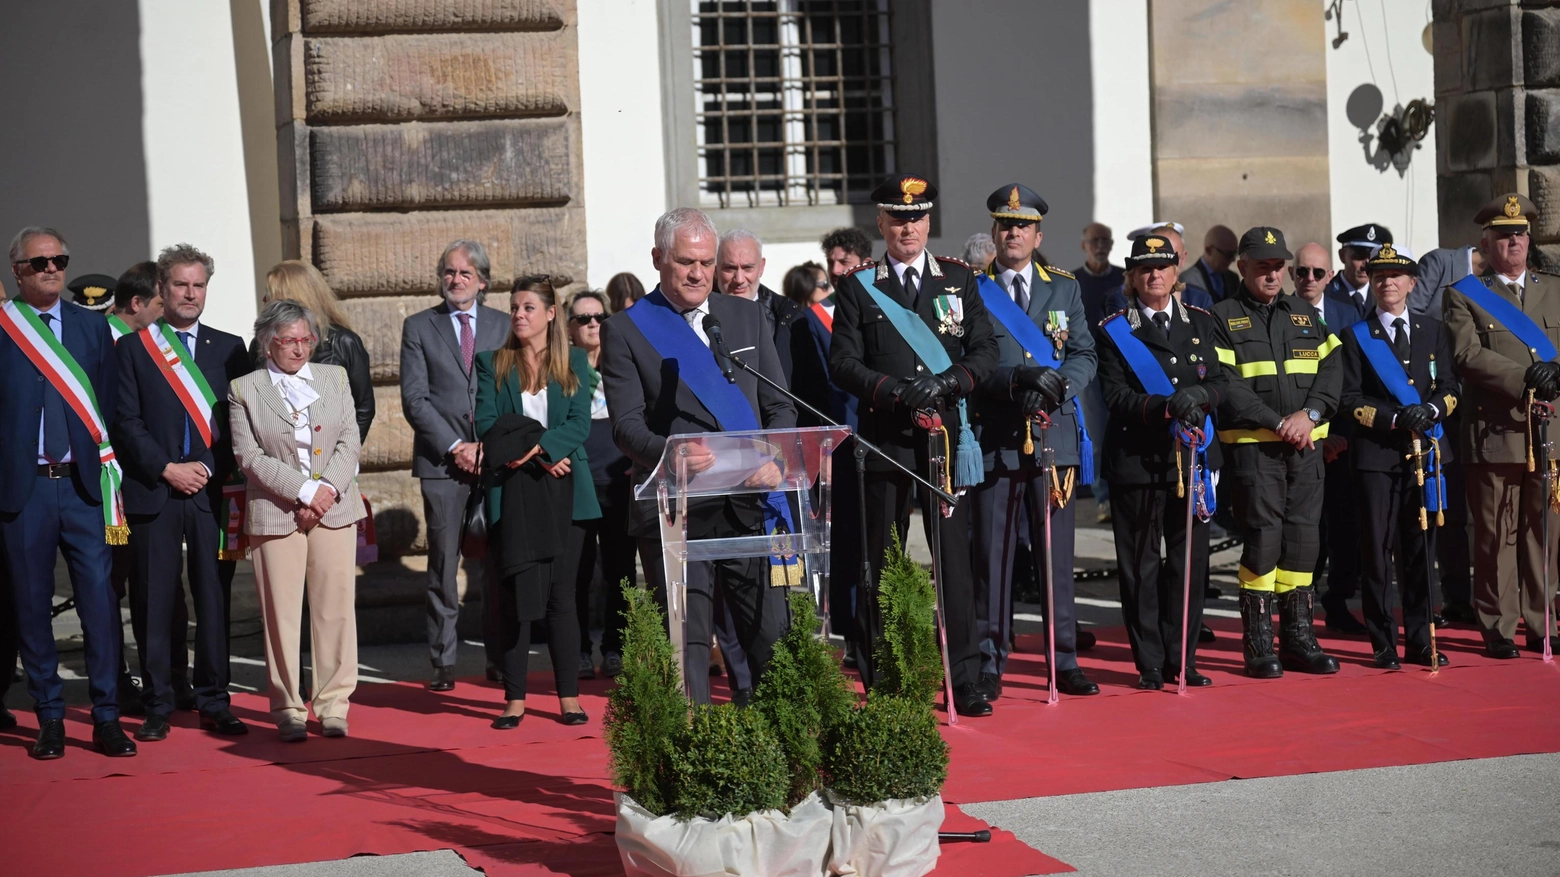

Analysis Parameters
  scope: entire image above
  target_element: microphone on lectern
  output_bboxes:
[702,313,737,382]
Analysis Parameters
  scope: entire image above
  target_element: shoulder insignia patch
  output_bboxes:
[876,263,890,282]
[1035,264,1053,283]
[927,257,946,279]
[1227,316,1252,331]
[934,255,970,268]
[1044,265,1074,279]
[1290,313,1313,328]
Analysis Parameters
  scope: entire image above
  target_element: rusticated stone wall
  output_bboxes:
[1433,0,1560,268]
[271,0,585,554]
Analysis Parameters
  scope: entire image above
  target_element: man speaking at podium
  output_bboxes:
[598,207,797,703]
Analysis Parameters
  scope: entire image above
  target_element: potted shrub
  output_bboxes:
[822,539,950,877]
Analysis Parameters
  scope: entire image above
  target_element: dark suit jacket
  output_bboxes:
[789,303,858,430]
[113,322,249,515]
[829,254,999,470]
[599,289,796,534]
[0,299,117,511]
[1324,275,1375,324]
[1340,311,1461,473]
[1095,299,1231,485]
[1182,258,1239,304]
[400,301,510,479]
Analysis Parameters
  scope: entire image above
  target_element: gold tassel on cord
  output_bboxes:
[1175,445,1185,499]
[105,525,129,546]
[1527,388,1538,472]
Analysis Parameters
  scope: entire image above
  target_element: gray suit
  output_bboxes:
[1411,246,1475,316]
[400,301,509,668]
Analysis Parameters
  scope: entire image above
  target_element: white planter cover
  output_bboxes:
[615,791,833,877]
[825,792,943,877]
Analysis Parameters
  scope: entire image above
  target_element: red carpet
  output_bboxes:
[2,620,1555,876]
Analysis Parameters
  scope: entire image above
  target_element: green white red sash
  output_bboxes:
[0,301,129,543]
[137,321,218,449]
[107,314,131,341]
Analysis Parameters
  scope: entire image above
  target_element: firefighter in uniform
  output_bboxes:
[968,183,1100,700]
[1340,244,1460,669]
[1211,227,1343,678]
[1442,193,1559,658]
[829,173,1000,717]
[1096,234,1233,689]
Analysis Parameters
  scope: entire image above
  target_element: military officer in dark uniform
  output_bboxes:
[1442,193,1559,657]
[1340,244,1460,669]
[1324,223,1391,323]
[1211,227,1343,678]
[1096,234,1232,689]
[830,173,1000,717]
[968,183,1099,699]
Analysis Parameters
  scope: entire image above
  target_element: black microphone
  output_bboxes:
[702,313,737,382]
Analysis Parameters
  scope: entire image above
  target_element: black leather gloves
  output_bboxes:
[1019,389,1048,418]
[900,371,960,409]
[1396,403,1437,433]
[1166,385,1211,430]
[1013,365,1068,412]
[1525,361,1560,401]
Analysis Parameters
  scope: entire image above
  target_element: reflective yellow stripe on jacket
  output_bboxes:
[1217,423,1331,444]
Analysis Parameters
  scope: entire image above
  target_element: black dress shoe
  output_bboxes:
[952,683,993,717]
[1487,638,1521,659]
[1136,670,1163,690]
[32,719,65,760]
[560,711,589,725]
[135,715,171,741]
[173,681,197,712]
[1199,624,1216,643]
[1403,646,1449,667]
[1056,668,1100,696]
[974,672,1002,702]
[1371,648,1401,670]
[1205,585,1222,599]
[1076,629,1097,651]
[1323,605,1369,635]
[0,705,16,730]
[730,687,752,708]
[490,713,523,730]
[429,666,455,692]
[1169,670,1213,687]
[94,720,138,757]
[1440,601,1477,625]
[1431,611,1448,628]
[200,709,249,736]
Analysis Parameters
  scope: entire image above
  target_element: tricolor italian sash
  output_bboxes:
[107,314,132,341]
[1350,320,1446,515]
[808,300,833,333]
[137,322,218,450]
[218,479,247,560]
[0,301,128,543]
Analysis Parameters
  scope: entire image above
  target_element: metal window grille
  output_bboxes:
[692,0,897,209]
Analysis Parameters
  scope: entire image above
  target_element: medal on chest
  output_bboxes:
[1045,310,1069,358]
[935,293,965,337]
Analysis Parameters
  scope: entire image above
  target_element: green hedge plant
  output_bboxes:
[603,581,688,817]
[872,532,942,703]
[669,702,790,820]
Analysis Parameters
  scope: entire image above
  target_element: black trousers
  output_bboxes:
[859,468,980,689]
[1111,483,1209,674]
[577,480,641,655]
[112,542,189,686]
[1225,442,1324,592]
[1317,453,1359,604]
[128,495,231,717]
[0,554,14,704]
[494,522,585,701]
[640,509,791,705]
[1355,468,1435,653]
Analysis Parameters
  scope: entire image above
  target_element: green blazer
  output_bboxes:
[474,346,602,522]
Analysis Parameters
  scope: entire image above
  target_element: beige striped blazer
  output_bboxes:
[228,363,365,536]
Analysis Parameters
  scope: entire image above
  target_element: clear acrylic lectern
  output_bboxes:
[634,425,852,693]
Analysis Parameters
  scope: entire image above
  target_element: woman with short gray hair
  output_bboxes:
[229,300,365,741]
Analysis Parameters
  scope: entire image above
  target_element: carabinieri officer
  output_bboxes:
[1211,227,1343,679]
[1096,233,1232,689]
[830,173,999,717]
[1339,243,1460,670]
[968,183,1100,700]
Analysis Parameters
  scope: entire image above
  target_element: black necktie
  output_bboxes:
[1153,312,1171,338]
[1391,317,1409,363]
[1352,290,1365,312]
[40,314,69,462]
[1012,274,1029,312]
[177,331,194,457]
[903,266,920,309]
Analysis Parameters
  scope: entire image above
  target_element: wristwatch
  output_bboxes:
[1305,408,1321,423]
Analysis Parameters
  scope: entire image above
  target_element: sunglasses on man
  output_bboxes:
[1293,267,1328,281]
[571,313,606,325]
[13,255,69,272]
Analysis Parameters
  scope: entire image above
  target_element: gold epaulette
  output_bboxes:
[1044,265,1075,279]
[934,255,971,269]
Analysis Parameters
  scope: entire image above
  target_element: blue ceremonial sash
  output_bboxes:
[852,267,983,488]
[1451,275,1557,361]
[1350,321,1446,514]
[626,289,800,582]
[1102,312,1216,517]
[975,273,1095,483]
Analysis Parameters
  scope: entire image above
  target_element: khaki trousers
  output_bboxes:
[1466,463,1559,642]
[250,525,358,724]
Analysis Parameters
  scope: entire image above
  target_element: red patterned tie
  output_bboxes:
[457,312,474,373]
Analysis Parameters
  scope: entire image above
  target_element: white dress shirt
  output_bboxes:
[678,297,712,348]
[35,298,71,464]
[1376,307,1410,345]
[521,387,549,425]
[1496,270,1529,294]
[998,262,1034,305]
[1139,300,1175,328]
[887,251,931,289]
[267,361,332,505]
[448,300,478,340]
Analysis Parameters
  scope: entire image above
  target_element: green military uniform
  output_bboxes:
[1441,193,1559,656]
[1210,227,1343,678]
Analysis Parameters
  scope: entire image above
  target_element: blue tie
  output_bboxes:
[40,314,69,463]
[177,331,193,457]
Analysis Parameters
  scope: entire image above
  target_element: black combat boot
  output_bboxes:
[1278,587,1340,674]
[1239,589,1283,678]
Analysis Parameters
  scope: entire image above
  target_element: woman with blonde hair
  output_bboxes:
[257,261,375,441]
[474,275,600,728]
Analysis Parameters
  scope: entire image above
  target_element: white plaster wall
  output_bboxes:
[578,0,670,293]
[138,0,260,337]
[1089,0,1155,267]
[1324,0,1440,260]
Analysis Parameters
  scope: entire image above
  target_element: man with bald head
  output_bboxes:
[1185,225,1240,304]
